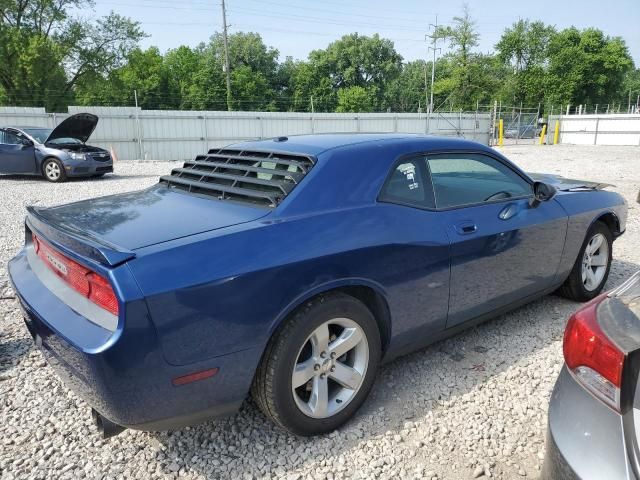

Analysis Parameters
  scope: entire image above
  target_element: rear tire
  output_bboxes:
[42,158,66,183]
[558,221,612,301]
[251,293,381,436]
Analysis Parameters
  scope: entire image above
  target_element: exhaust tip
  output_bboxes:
[92,409,125,439]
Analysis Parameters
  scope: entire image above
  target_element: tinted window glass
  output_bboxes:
[0,129,22,145]
[427,154,531,208]
[380,157,435,209]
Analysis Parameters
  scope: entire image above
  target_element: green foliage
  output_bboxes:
[495,20,556,105]
[385,60,429,112]
[622,69,640,106]
[0,1,636,113]
[336,86,378,112]
[0,0,144,110]
[545,28,633,106]
[433,5,485,110]
[307,33,403,111]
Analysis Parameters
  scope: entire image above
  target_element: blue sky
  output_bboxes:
[92,0,640,65]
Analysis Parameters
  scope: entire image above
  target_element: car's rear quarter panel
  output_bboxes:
[129,203,451,366]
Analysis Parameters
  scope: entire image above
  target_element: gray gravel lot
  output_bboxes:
[0,144,639,480]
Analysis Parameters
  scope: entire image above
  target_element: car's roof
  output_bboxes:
[229,133,487,156]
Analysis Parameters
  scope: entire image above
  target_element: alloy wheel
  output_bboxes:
[292,318,369,419]
[581,232,609,291]
[45,162,61,181]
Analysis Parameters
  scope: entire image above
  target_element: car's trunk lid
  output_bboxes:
[45,113,98,144]
[27,184,270,262]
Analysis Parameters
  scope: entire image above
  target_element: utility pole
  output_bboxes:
[425,16,441,114]
[221,0,232,111]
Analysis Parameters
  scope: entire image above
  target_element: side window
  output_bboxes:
[379,157,435,209]
[427,154,532,209]
[0,129,22,145]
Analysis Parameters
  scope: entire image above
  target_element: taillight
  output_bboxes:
[32,234,119,316]
[563,294,624,410]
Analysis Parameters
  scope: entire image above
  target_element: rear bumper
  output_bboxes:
[7,248,258,431]
[543,366,634,479]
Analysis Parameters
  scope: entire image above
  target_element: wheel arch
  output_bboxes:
[40,155,63,175]
[594,211,621,237]
[268,279,392,356]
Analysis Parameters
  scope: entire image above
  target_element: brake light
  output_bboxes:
[32,234,119,316]
[563,294,624,410]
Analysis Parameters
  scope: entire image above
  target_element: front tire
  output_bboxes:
[42,158,66,183]
[558,221,613,301]
[251,293,381,436]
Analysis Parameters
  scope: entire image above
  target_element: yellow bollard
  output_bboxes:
[539,124,547,145]
[553,120,560,145]
[498,119,504,146]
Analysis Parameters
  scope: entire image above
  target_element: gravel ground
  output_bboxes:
[0,145,639,480]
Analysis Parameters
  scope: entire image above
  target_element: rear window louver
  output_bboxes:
[159,148,316,207]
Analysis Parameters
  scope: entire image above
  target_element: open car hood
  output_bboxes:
[528,173,613,192]
[45,113,98,144]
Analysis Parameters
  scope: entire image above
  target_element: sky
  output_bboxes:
[91,0,640,65]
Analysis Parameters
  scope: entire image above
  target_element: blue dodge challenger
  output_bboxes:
[7,134,627,437]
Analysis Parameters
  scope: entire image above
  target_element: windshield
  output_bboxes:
[21,128,52,144]
[47,137,83,145]
[21,128,83,145]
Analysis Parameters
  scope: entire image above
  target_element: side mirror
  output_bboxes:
[530,181,557,208]
[19,138,33,149]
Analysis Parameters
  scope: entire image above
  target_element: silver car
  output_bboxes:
[0,113,113,182]
[544,271,640,479]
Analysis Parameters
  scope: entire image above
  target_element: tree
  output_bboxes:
[75,47,178,109]
[288,60,336,112]
[336,86,377,112]
[434,4,482,109]
[496,20,555,106]
[546,28,633,107]
[622,69,640,109]
[0,0,145,110]
[164,46,202,109]
[385,60,429,112]
[308,33,403,111]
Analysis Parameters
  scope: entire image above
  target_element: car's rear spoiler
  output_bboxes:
[26,206,136,267]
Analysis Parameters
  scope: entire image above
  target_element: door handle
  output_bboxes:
[499,203,519,221]
[455,221,477,235]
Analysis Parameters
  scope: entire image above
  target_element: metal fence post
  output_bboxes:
[474,108,478,141]
[491,100,497,146]
[516,103,522,145]
[258,116,263,139]
[394,114,398,133]
[356,116,360,132]
[594,117,600,146]
[202,115,208,152]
